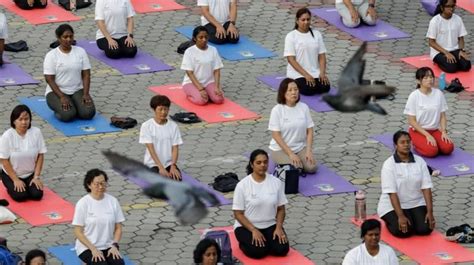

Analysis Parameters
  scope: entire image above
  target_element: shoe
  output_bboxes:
[0,199,9,206]
[431,170,441,177]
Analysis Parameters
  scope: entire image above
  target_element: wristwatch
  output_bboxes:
[368,3,375,8]
[112,242,120,249]
[128,33,134,38]
[230,21,236,26]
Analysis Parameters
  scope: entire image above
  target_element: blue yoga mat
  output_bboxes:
[48,244,134,265]
[19,97,121,136]
[175,26,276,61]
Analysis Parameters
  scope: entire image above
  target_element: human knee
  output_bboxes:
[105,48,122,59]
[439,62,458,73]
[415,225,433,236]
[362,15,376,26]
[459,60,471,71]
[342,17,360,28]
[77,106,96,120]
[439,143,454,155]
[414,144,438,158]
[187,96,207,106]
[29,190,43,201]
[209,36,226,45]
[55,109,77,122]
[10,191,29,202]
[122,46,137,58]
[241,245,268,259]
[271,243,289,257]
[227,35,239,44]
[303,162,317,174]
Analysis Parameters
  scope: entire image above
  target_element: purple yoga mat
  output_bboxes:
[420,0,437,16]
[310,7,410,42]
[372,133,474,177]
[76,40,174,75]
[182,173,231,206]
[0,63,39,86]
[257,74,335,113]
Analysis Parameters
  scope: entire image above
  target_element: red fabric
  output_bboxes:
[457,0,474,14]
[409,128,454,158]
[130,0,186,13]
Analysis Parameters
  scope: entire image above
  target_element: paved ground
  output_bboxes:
[0,0,473,264]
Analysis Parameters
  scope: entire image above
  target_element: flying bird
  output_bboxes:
[322,42,396,115]
[102,151,220,225]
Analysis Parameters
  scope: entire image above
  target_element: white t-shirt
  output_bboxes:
[198,0,234,26]
[284,29,327,79]
[43,46,91,96]
[342,243,399,265]
[95,0,135,40]
[0,13,8,39]
[232,173,288,229]
[377,154,433,218]
[0,127,47,179]
[181,45,223,86]
[268,102,314,152]
[139,118,183,168]
[426,14,467,59]
[404,88,448,130]
[72,193,125,256]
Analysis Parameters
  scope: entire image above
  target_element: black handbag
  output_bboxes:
[58,0,92,10]
[273,164,304,194]
[445,78,465,93]
[4,40,28,52]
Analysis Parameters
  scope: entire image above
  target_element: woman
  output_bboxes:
[0,105,46,202]
[181,26,224,106]
[404,67,454,158]
[377,130,435,238]
[268,78,317,173]
[342,219,398,265]
[335,0,377,28]
[193,238,220,265]
[233,149,289,259]
[427,0,471,73]
[44,24,96,122]
[284,8,330,96]
[95,0,137,59]
[25,249,47,265]
[73,169,125,265]
[14,0,47,10]
[198,0,239,44]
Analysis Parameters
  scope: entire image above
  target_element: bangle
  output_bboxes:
[112,242,119,250]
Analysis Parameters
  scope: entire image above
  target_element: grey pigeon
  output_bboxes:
[322,42,396,115]
[102,151,219,225]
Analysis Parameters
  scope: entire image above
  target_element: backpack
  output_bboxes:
[170,112,201,124]
[212,173,239,193]
[58,0,92,10]
[445,78,465,93]
[273,164,304,194]
[110,116,138,129]
[204,230,234,265]
[4,40,28,52]
[0,245,22,265]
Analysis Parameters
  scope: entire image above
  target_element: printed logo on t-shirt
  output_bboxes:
[43,211,63,220]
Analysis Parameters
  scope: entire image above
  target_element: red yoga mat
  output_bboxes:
[401,55,474,92]
[0,185,74,226]
[200,226,315,265]
[130,0,186,13]
[0,0,80,25]
[457,0,474,14]
[148,84,260,123]
[351,216,474,265]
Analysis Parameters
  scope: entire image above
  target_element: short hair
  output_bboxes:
[415,67,435,88]
[10,104,32,129]
[25,249,46,265]
[360,219,381,238]
[55,24,74,38]
[192,26,208,40]
[246,149,269,175]
[150,95,171,110]
[393,130,410,145]
[83,169,108,192]
[277,78,300,105]
[193,238,221,264]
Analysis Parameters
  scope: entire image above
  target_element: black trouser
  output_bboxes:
[294,77,330,96]
[235,224,289,259]
[46,89,96,122]
[79,249,125,265]
[0,39,4,66]
[204,21,239,45]
[14,0,47,9]
[433,49,471,73]
[150,165,182,181]
[381,206,433,238]
[0,170,43,202]
[97,36,137,59]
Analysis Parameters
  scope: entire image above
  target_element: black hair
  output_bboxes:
[25,249,46,265]
[360,219,381,238]
[434,0,456,16]
[84,168,108,192]
[193,238,221,264]
[415,67,435,88]
[246,149,269,175]
[277,78,300,105]
[10,104,32,129]
[393,130,410,145]
[55,23,74,38]
[150,95,171,109]
[192,26,208,41]
[294,7,314,38]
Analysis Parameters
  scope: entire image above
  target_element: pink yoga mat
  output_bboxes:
[200,226,315,265]
[0,0,80,25]
[401,55,474,91]
[352,216,474,265]
[458,0,474,13]
[131,0,186,13]
[0,185,74,226]
[148,84,260,123]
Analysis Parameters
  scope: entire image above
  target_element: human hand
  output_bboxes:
[444,52,457,64]
[40,0,47,5]
[124,36,135,48]
[304,75,316,87]
[107,245,122,260]
[82,94,93,106]
[251,228,266,247]
[441,131,452,143]
[272,227,288,244]
[398,215,411,233]
[169,165,181,181]
[319,74,329,85]
[459,50,470,61]
[30,177,43,190]
[366,7,377,20]
[215,86,223,97]
[350,8,359,23]
[226,24,239,39]
[289,153,303,169]
[216,25,226,39]
[426,134,437,147]
[158,166,170,177]
[425,212,436,230]
[305,151,315,167]
[27,0,34,6]
[91,248,106,262]
[13,179,26,193]
[60,96,71,111]
[199,89,209,101]
[107,38,119,50]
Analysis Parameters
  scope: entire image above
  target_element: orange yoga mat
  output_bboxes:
[0,0,80,25]
[0,185,74,226]
[458,0,474,14]
[148,84,260,123]
[401,55,474,92]
[351,216,474,265]
[130,0,186,13]
[200,226,315,265]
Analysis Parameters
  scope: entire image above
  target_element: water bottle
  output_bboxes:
[439,72,446,90]
[355,190,366,222]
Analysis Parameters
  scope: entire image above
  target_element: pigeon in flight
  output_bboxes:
[322,42,395,115]
[103,151,220,225]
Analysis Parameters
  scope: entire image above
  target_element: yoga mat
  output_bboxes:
[401,55,474,91]
[19,97,122,137]
[0,185,74,226]
[0,63,40,86]
[76,40,174,75]
[420,0,437,16]
[257,74,335,113]
[200,226,315,265]
[148,84,260,123]
[458,0,474,13]
[371,133,474,177]
[310,7,410,42]
[48,244,134,265]
[352,216,474,265]
[131,0,186,13]
[0,0,80,25]
[175,26,276,61]
[182,173,231,206]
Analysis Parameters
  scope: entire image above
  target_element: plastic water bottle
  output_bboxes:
[439,72,446,90]
[355,190,366,222]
